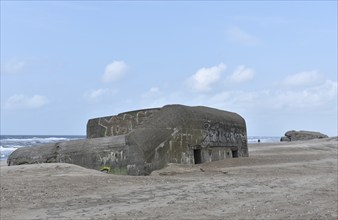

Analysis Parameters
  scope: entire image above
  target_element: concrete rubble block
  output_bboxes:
[280,130,328,142]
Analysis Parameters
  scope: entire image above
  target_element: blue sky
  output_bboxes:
[1,1,337,136]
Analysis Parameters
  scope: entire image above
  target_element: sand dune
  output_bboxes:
[1,138,337,219]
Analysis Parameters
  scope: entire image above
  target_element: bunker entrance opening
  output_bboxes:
[194,149,202,164]
[232,149,238,158]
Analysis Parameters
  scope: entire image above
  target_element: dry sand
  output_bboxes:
[1,138,337,220]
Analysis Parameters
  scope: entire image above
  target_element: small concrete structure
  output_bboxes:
[280,130,328,142]
[8,105,248,175]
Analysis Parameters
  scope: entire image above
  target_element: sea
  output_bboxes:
[0,135,280,161]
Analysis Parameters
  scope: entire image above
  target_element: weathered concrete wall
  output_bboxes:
[87,108,160,138]
[8,105,248,175]
[7,136,128,174]
[128,105,248,173]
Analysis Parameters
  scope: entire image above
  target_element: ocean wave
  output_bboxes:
[0,146,19,151]
[0,146,19,159]
[1,137,70,143]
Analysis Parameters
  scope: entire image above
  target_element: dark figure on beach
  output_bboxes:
[258,139,260,143]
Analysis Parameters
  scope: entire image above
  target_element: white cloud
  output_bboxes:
[274,80,337,109]
[187,63,226,92]
[101,60,128,83]
[84,88,118,100]
[230,65,255,83]
[5,94,49,109]
[184,78,337,115]
[141,87,163,102]
[282,70,323,87]
[227,27,260,46]
[1,59,26,74]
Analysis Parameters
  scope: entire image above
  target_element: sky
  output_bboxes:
[1,1,337,137]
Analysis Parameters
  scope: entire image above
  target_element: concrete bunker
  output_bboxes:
[8,105,248,175]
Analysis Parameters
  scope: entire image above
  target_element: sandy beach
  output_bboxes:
[1,138,337,220]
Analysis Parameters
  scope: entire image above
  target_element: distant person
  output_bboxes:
[258,139,260,143]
